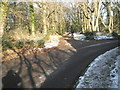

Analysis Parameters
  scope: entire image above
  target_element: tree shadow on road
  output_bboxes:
[2,45,74,88]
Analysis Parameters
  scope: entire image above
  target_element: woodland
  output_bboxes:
[0,0,120,61]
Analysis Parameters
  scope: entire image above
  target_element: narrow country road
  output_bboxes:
[40,40,119,88]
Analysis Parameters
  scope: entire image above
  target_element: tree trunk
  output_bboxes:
[91,12,96,32]
[108,5,113,33]
[95,1,101,32]
[29,3,35,36]
[59,3,63,34]
[42,3,47,35]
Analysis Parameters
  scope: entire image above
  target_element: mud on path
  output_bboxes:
[2,36,118,88]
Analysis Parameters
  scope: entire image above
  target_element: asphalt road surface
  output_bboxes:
[40,40,119,88]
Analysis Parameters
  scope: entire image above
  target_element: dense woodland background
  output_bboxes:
[0,0,120,53]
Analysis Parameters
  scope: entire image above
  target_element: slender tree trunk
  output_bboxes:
[108,6,113,33]
[42,3,47,35]
[95,1,101,32]
[91,12,95,32]
[54,4,58,34]
[29,3,35,36]
[59,3,63,34]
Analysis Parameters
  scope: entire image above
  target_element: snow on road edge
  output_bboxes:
[76,47,119,88]
[65,32,114,41]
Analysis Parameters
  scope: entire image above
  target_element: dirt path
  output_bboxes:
[2,36,77,88]
[2,36,119,88]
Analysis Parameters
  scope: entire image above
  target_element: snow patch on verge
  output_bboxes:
[76,47,119,88]
[44,35,60,49]
[94,35,114,40]
[73,33,86,41]
[44,41,59,49]
[66,32,114,40]
[110,55,119,88]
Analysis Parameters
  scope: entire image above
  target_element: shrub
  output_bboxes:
[15,41,24,49]
[111,31,119,39]
[26,40,35,47]
[2,33,11,41]
[8,29,30,41]
[2,40,13,51]
[84,32,94,40]
[37,40,44,48]
[104,28,109,33]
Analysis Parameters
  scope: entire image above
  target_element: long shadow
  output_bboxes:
[10,47,36,88]
[33,50,55,71]
[32,50,48,77]
[31,47,74,79]
[10,48,23,75]
[7,46,70,88]
[32,49,69,77]
[47,51,58,68]
[2,69,23,88]
[23,55,36,88]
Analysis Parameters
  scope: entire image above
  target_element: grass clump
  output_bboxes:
[26,40,35,47]
[2,40,13,51]
[37,40,44,48]
[15,41,25,49]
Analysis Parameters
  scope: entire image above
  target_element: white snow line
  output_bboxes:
[94,35,114,40]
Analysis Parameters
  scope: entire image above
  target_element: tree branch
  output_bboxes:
[47,10,55,18]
